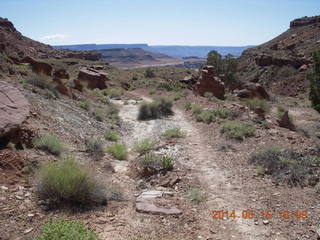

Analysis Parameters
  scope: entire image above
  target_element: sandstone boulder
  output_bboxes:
[52,77,71,96]
[0,81,30,138]
[136,190,182,215]
[277,110,295,131]
[53,68,69,79]
[193,65,225,99]
[21,56,53,76]
[73,79,83,92]
[237,82,270,100]
[78,67,108,90]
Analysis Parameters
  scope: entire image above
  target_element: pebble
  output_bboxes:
[1,186,8,190]
[24,228,33,234]
[263,220,270,225]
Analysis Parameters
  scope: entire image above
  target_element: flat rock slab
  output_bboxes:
[136,190,182,215]
[0,81,29,137]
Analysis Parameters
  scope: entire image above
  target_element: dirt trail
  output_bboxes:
[107,94,270,239]
[173,108,269,239]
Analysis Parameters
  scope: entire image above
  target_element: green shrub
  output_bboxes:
[191,104,202,115]
[104,130,120,142]
[103,88,123,99]
[220,121,255,140]
[157,82,180,92]
[145,68,155,78]
[187,188,207,204]
[204,92,213,98]
[160,156,174,169]
[246,98,271,113]
[25,73,57,92]
[197,111,215,124]
[93,109,104,122]
[256,165,266,175]
[184,101,192,111]
[173,92,184,101]
[276,105,293,121]
[33,135,64,156]
[139,153,174,173]
[148,90,156,95]
[134,138,156,154]
[37,219,100,240]
[80,100,92,111]
[162,128,186,138]
[212,108,231,119]
[106,143,128,160]
[36,156,106,205]
[138,98,173,120]
[249,147,320,186]
[309,50,320,112]
[85,138,104,159]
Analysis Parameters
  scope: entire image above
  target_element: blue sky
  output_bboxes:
[1,0,319,46]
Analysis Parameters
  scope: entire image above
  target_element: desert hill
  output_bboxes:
[238,15,320,96]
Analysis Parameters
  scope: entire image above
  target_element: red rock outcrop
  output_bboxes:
[237,82,270,100]
[78,67,108,90]
[53,68,69,79]
[193,65,225,99]
[0,81,30,138]
[21,56,53,76]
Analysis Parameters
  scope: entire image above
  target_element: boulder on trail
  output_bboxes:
[0,81,30,139]
[136,190,182,215]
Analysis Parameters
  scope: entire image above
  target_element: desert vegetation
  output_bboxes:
[35,156,106,205]
[33,135,64,156]
[37,219,100,240]
[138,98,173,120]
[309,50,320,112]
[220,121,255,140]
[106,143,128,160]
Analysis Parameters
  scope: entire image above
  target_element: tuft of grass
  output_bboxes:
[105,103,119,120]
[103,88,123,99]
[184,101,192,111]
[187,188,207,204]
[197,111,215,124]
[212,108,231,119]
[145,68,155,78]
[162,128,186,138]
[37,219,101,240]
[148,90,156,95]
[85,138,104,159]
[191,104,202,115]
[25,73,55,90]
[79,100,92,111]
[33,135,64,156]
[246,98,271,114]
[104,130,120,142]
[139,153,174,174]
[134,138,156,154]
[93,109,104,122]
[106,143,128,160]
[256,165,266,175]
[249,147,320,186]
[220,121,255,140]
[35,156,106,205]
[160,155,174,169]
[204,92,213,98]
[138,98,173,120]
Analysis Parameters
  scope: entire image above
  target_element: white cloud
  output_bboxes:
[41,34,69,41]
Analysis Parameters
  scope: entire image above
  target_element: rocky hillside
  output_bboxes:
[0,17,101,62]
[238,15,320,96]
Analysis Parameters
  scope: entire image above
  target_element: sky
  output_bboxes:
[1,0,319,46]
